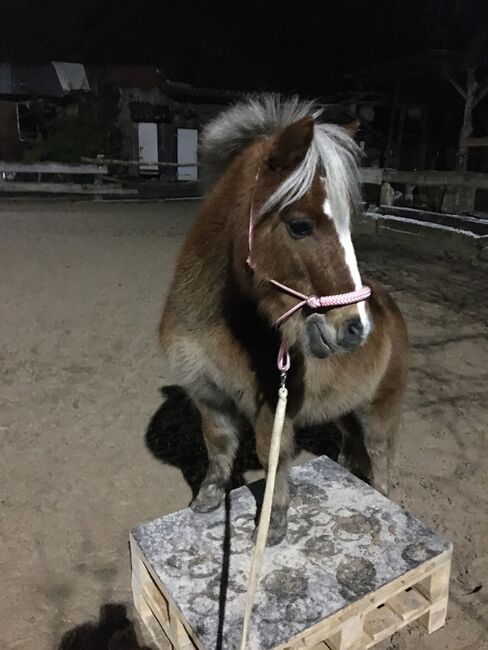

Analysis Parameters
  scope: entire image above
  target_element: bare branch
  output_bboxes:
[443,71,466,99]
[474,78,488,107]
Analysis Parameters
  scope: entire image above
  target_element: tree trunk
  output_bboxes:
[456,68,477,171]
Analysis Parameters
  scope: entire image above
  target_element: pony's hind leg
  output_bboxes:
[191,404,239,513]
[336,412,371,480]
[254,404,294,546]
[337,403,401,497]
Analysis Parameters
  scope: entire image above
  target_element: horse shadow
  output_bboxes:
[58,603,153,650]
[145,385,341,501]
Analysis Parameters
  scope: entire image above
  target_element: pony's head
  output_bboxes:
[202,95,371,359]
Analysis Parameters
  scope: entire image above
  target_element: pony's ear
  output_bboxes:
[268,116,314,172]
[342,119,361,137]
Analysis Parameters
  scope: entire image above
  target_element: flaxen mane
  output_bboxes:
[201,94,362,228]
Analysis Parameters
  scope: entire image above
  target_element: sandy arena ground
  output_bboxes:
[1,199,487,650]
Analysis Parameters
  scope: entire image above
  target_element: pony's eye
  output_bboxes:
[287,219,313,239]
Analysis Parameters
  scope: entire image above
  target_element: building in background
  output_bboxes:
[0,62,247,180]
[340,49,488,174]
[0,62,90,160]
[1,55,486,184]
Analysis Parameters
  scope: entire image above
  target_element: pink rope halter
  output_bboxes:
[246,168,371,373]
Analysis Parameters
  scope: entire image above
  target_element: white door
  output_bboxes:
[177,128,198,181]
[138,122,158,174]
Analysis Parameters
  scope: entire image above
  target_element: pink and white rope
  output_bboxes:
[270,279,371,327]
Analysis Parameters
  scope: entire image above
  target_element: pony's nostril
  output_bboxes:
[342,317,364,348]
[348,318,363,336]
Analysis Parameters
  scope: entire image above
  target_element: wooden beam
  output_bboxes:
[462,136,488,148]
[360,167,384,184]
[418,108,427,170]
[382,169,488,190]
[81,156,199,168]
[0,161,107,174]
[0,182,132,195]
[358,167,488,190]
[395,107,406,166]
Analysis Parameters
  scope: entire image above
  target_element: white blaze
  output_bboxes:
[324,199,371,333]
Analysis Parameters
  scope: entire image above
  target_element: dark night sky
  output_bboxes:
[0,0,486,92]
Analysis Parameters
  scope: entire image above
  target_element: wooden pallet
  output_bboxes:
[131,535,451,650]
[130,456,452,650]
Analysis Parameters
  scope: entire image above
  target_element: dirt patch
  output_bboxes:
[0,199,487,649]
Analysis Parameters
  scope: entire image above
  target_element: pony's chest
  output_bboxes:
[298,387,354,425]
[294,359,367,425]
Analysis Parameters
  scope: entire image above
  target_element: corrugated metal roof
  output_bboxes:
[52,62,90,92]
[0,62,90,98]
[13,64,65,97]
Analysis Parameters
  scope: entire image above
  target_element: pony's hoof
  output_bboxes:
[191,484,224,513]
[337,452,346,467]
[251,510,288,546]
[289,480,297,499]
[372,480,389,497]
[265,524,287,546]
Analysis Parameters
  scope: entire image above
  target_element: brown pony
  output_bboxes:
[160,96,408,545]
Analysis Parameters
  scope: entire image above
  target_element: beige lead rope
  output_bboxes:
[238,385,288,650]
[238,162,371,649]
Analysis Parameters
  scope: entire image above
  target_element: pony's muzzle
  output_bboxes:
[303,312,367,358]
[303,314,334,358]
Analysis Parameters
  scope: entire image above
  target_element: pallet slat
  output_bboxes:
[132,576,172,648]
[386,588,429,622]
[364,605,400,642]
[131,540,199,650]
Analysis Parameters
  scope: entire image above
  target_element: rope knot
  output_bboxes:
[306,295,321,309]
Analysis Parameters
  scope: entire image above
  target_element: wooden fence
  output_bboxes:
[2,160,487,211]
[359,167,488,213]
[0,161,132,196]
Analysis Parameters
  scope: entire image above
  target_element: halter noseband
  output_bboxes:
[246,168,371,373]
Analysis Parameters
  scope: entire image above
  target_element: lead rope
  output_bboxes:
[238,166,370,648]
[238,372,288,650]
[239,165,288,649]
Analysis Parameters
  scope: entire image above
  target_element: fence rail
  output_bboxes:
[80,156,199,168]
[0,160,131,196]
[1,160,487,209]
[360,168,488,191]
[359,167,488,213]
[0,161,107,175]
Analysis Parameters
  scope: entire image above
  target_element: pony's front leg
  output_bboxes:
[191,404,239,513]
[337,402,401,497]
[254,404,294,546]
[359,403,401,497]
